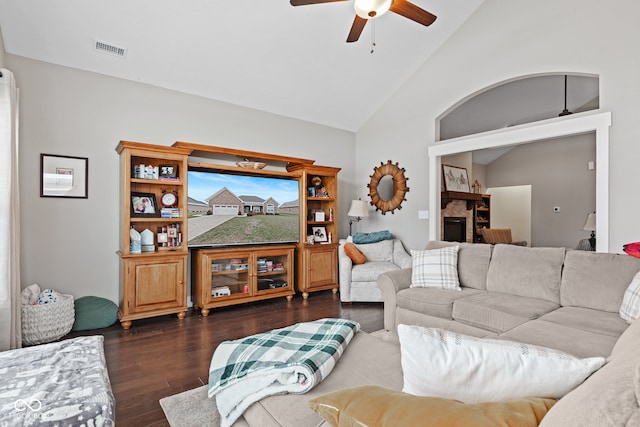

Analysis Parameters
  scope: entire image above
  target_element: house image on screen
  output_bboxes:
[203,187,280,215]
[279,199,299,214]
[239,195,279,215]
[187,196,210,215]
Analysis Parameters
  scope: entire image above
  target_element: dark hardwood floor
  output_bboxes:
[67,291,383,427]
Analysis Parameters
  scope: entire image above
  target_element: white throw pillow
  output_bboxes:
[398,324,605,404]
[410,246,460,290]
[620,271,640,323]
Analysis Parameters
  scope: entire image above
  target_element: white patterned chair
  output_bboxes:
[338,238,412,302]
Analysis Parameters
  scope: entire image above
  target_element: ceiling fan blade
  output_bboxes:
[290,0,348,6]
[389,0,437,26]
[347,15,368,43]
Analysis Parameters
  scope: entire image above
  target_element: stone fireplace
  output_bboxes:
[441,200,474,242]
[440,191,481,243]
[443,217,467,242]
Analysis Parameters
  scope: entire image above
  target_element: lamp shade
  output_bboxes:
[582,212,596,231]
[354,0,391,19]
[348,200,369,218]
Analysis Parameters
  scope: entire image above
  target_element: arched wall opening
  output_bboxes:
[429,74,608,251]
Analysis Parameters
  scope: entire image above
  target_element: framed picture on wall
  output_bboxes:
[40,153,88,198]
[442,165,470,192]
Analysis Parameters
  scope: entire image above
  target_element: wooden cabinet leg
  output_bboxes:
[302,292,309,300]
[332,288,338,295]
[201,308,210,317]
[286,295,293,302]
[120,320,132,330]
[177,311,186,320]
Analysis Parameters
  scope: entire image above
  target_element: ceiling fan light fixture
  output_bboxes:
[354,0,391,19]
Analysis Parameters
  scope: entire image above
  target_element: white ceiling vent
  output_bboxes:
[94,40,127,58]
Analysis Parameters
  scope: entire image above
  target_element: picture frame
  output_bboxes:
[159,164,178,179]
[131,192,160,217]
[40,153,88,198]
[442,164,471,193]
[311,226,328,243]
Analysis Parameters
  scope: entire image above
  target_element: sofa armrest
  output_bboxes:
[377,268,412,331]
[338,241,353,301]
[392,240,412,269]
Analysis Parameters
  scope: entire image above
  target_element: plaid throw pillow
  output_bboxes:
[410,246,460,290]
[620,271,640,323]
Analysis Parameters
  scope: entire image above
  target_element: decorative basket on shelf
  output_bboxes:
[21,294,75,346]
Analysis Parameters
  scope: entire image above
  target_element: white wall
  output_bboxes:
[486,133,595,248]
[0,29,5,68]
[7,55,355,302]
[487,185,531,246]
[356,0,640,253]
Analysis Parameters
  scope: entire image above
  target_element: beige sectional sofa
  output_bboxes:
[378,241,640,357]
[235,241,640,426]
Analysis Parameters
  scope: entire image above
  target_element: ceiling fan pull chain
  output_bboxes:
[370,19,376,54]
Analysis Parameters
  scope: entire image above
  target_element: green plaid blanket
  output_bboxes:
[208,318,360,427]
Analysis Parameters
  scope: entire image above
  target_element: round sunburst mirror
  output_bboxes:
[367,160,410,215]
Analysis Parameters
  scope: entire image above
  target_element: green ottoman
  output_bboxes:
[72,296,118,331]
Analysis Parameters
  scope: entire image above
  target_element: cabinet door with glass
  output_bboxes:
[192,245,295,315]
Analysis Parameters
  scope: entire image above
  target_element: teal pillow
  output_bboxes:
[72,296,118,331]
[352,230,394,244]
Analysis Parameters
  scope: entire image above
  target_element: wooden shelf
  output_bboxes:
[441,191,482,209]
[174,141,315,166]
[188,162,295,178]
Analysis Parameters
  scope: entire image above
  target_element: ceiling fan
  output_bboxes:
[290,0,437,43]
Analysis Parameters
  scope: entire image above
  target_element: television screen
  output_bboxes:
[187,169,300,247]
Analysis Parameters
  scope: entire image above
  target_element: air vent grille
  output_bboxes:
[94,40,127,58]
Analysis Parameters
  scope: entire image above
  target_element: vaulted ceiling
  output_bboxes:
[0,0,484,131]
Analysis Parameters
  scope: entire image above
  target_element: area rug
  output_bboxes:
[160,385,220,427]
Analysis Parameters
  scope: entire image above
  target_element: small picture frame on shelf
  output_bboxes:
[131,192,160,218]
[312,226,328,243]
[442,164,470,192]
[159,164,178,179]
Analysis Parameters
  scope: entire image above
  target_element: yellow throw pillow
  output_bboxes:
[344,242,367,265]
[308,385,556,427]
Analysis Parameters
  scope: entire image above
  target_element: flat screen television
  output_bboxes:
[187,168,300,248]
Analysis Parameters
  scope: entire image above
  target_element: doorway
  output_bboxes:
[428,111,611,251]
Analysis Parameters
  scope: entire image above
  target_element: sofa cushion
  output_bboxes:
[398,324,605,404]
[308,385,557,427]
[540,306,628,338]
[397,287,483,320]
[499,319,619,358]
[355,239,393,262]
[351,261,400,282]
[539,318,640,427]
[343,242,366,265]
[486,244,565,304]
[410,246,460,290]
[452,292,559,333]
[560,250,640,312]
[426,241,492,290]
[620,271,640,323]
[242,332,403,427]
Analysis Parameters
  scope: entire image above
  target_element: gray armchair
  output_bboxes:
[338,238,412,302]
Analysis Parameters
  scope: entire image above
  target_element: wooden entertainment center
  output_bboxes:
[116,141,340,328]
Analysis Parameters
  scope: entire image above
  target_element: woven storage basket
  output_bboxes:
[21,294,75,345]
